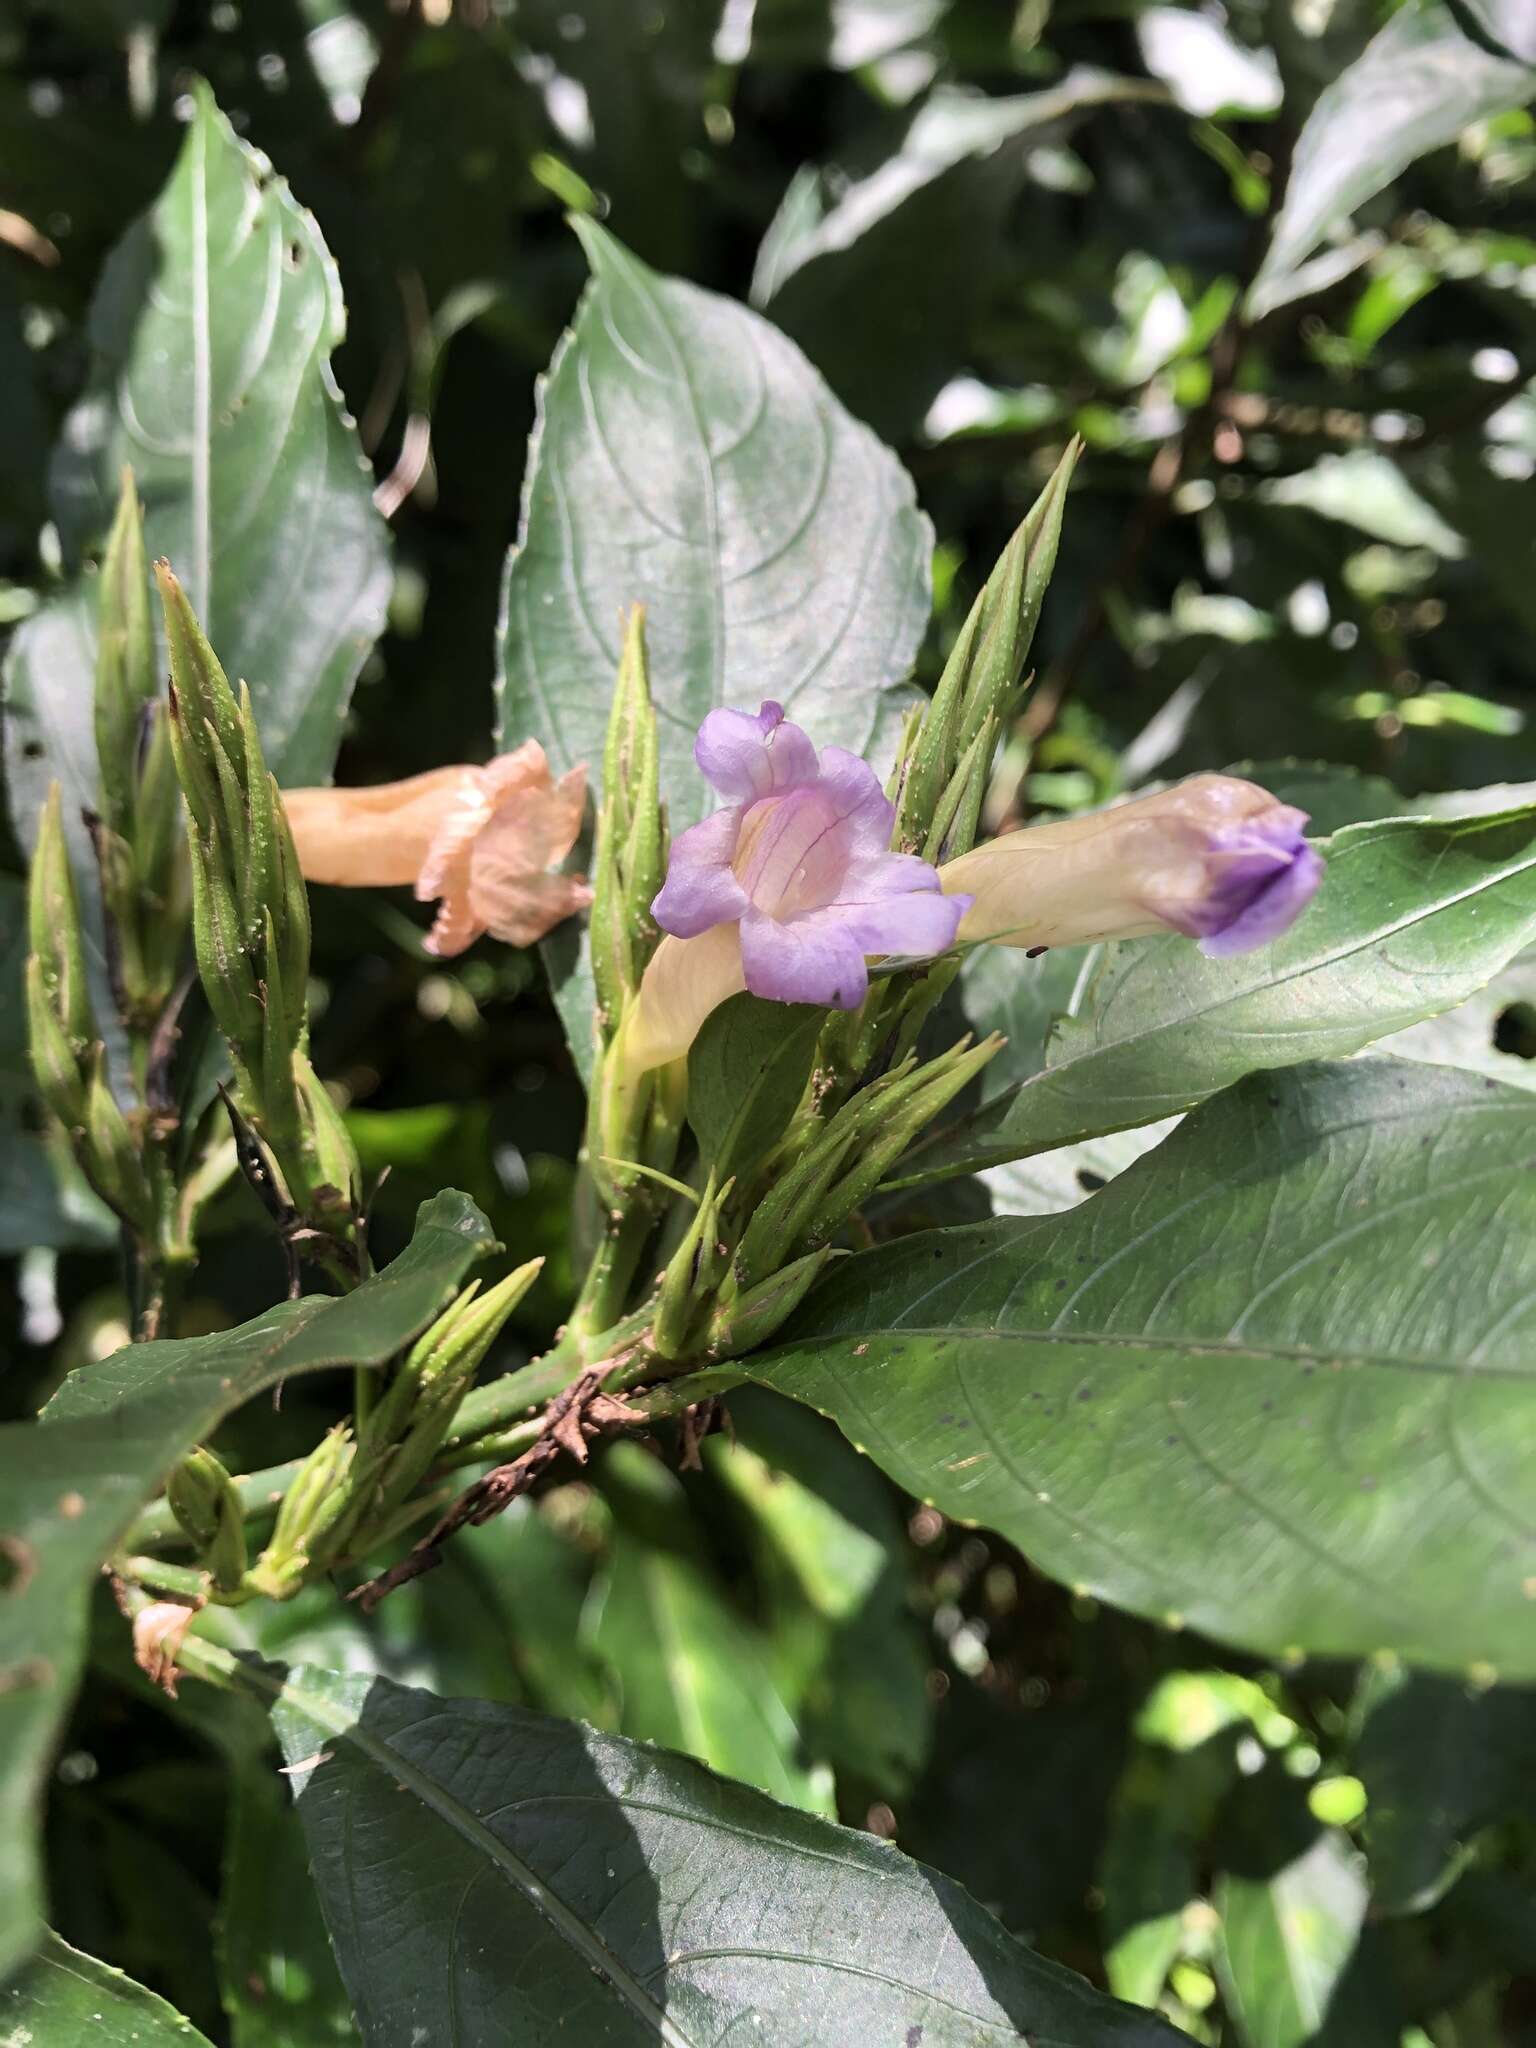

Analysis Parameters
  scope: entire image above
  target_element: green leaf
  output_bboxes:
[1355,1671,1536,1915]
[754,73,1162,438]
[1250,0,1536,319]
[2,83,388,1011]
[218,1757,358,2046]
[269,1663,1183,2045]
[2,1929,215,2046]
[1216,1832,1369,2048]
[495,219,931,839]
[704,1388,931,1798]
[587,1443,829,1812]
[685,992,823,1177]
[932,804,1536,1183]
[0,1189,495,1986]
[748,1058,1536,1677]
[1259,452,1467,557]
[1375,946,1536,1091]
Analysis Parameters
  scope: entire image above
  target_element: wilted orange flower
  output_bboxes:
[283,741,592,957]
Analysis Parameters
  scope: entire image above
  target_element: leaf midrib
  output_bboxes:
[274,1670,697,2048]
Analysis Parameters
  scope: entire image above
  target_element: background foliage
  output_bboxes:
[2,1,1535,2042]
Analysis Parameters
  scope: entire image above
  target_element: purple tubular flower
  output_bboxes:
[650,701,969,1014]
[938,773,1324,959]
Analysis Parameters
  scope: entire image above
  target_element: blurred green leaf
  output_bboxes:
[1251,0,1536,318]
[756,74,1163,438]
[1355,1671,1536,1915]
[2,1929,214,2046]
[587,1443,829,1812]
[1216,1832,1369,2048]
[217,1757,358,2047]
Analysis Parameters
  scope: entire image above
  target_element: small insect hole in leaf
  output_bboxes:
[1493,1001,1536,1059]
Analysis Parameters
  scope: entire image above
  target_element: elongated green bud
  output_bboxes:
[95,469,156,840]
[800,1035,1003,1250]
[248,1423,355,1599]
[85,1046,155,1233]
[339,1259,544,1553]
[294,1052,362,1221]
[29,784,94,1055]
[87,816,148,1025]
[185,822,260,1061]
[733,1059,918,1286]
[899,440,1079,846]
[166,1446,247,1593]
[590,607,664,1030]
[26,954,87,1127]
[922,714,998,866]
[653,1171,729,1361]
[708,1244,845,1356]
[156,562,245,780]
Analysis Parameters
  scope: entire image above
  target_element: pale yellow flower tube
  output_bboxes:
[284,740,593,957]
[938,774,1322,958]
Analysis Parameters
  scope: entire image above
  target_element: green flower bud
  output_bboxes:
[26,954,87,1128]
[94,469,156,841]
[708,1244,845,1356]
[652,1171,729,1362]
[898,440,1079,848]
[166,1446,247,1594]
[84,1045,155,1234]
[28,784,94,1056]
[591,606,663,1029]
[248,1423,355,1599]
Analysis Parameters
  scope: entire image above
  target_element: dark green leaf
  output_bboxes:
[932,805,1536,1183]
[3,85,389,1022]
[496,220,930,838]
[1251,0,1536,318]
[588,1443,828,1811]
[270,1664,1183,2045]
[749,1059,1536,1677]
[2,1929,214,2046]
[685,992,823,1177]
[1355,1671,1536,1915]
[0,1190,495,1985]
[755,74,1162,438]
[218,1758,358,2046]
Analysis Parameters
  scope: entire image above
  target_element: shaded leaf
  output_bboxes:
[1216,1833,1369,2048]
[2,1929,214,2046]
[685,992,823,1177]
[749,1059,1536,1676]
[3,85,389,1034]
[0,1190,495,1985]
[218,1757,358,2046]
[1251,0,1535,318]
[756,74,1162,438]
[271,1663,1183,2045]
[1355,1671,1536,1915]
[587,1443,828,1811]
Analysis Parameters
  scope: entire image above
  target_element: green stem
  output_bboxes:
[568,1202,655,1341]
[114,1554,214,1600]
